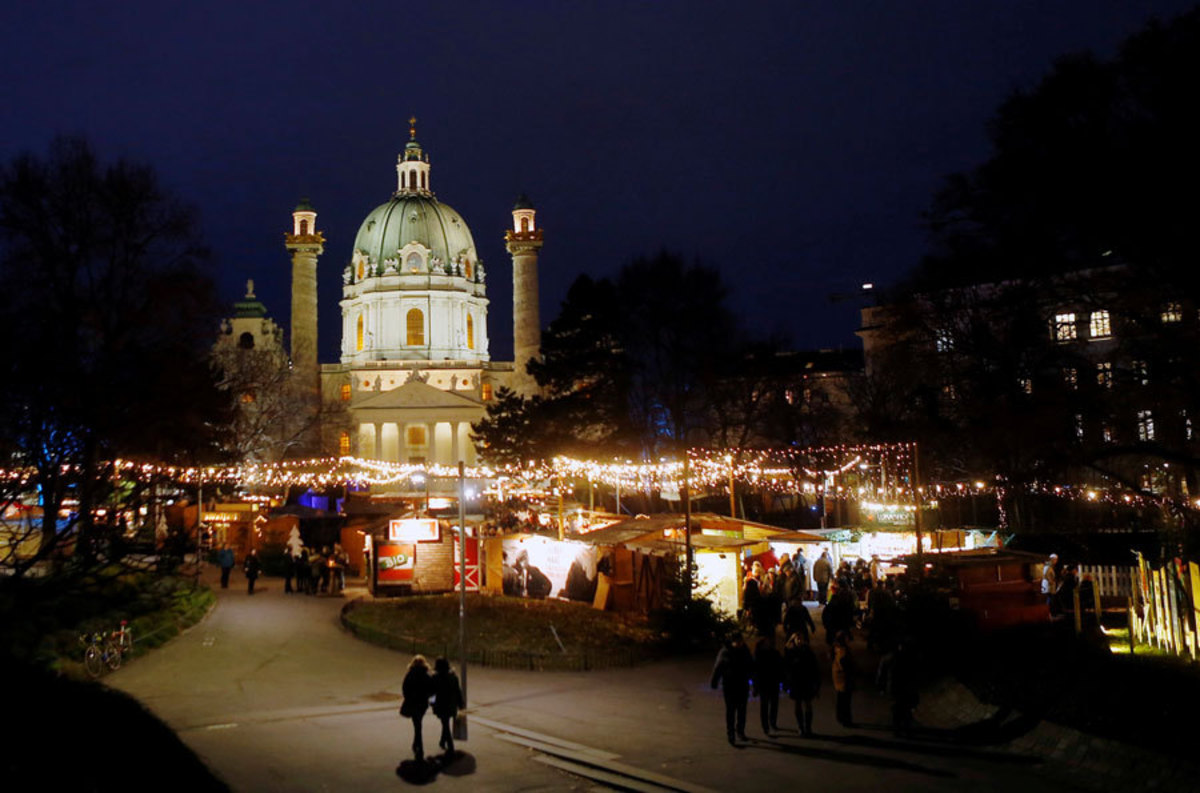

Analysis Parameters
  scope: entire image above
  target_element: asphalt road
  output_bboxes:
[109,567,1072,792]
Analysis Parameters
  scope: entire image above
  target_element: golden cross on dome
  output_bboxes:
[409,116,417,140]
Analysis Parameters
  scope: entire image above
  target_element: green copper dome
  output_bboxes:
[352,195,478,270]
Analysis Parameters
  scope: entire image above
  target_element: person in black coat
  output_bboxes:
[785,632,820,736]
[399,655,432,760]
[430,656,465,754]
[243,549,260,595]
[710,633,755,745]
[753,637,783,735]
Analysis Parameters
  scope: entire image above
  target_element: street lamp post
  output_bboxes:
[457,461,468,704]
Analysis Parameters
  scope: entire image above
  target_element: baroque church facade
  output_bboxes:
[280,122,543,465]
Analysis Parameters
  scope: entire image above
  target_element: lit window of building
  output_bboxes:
[1063,367,1077,390]
[1052,312,1077,341]
[1018,377,1033,395]
[338,432,351,456]
[1102,424,1114,444]
[1096,362,1113,389]
[1089,310,1111,339]
[339,384,352,401]
[942,383,957,402]
[935,328,954,352]
[1074,414,1084,440]
[1132,360,1149,385]
[1137,410,1155,442]
[481,383,493,401]
[1184,410,1194,442]
[406,308,425,346]
[1161,302,1183,323]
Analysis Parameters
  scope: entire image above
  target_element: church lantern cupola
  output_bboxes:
[395,116,433,197]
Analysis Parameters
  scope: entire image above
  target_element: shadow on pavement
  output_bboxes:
[822,730,1043,764]
[743,736,956,778]
[396,751,476,785]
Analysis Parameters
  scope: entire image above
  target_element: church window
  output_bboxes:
[238,332,255,350]
[356,314,364,351]
[356,261,365,281]
[406,425,427,446]
[338,432,351,456]
[466,314,475,349]
[411,169,418,189]
[481,383,493,401]
[407,253,422,273]
[406,308,425,345]
[464,259,472,279]
[520,217,530,233]
[421,171,426,190]
[400,172,407,190]
[1090,310,1111,339]
[1052,312,1077,342]
[299,219,309,235]
[339,384,351,401]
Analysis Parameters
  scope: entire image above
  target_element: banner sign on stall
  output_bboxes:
[389,518,440,543]
[377,543,415,582]
[453,534,481,592]
[499,535,598,603]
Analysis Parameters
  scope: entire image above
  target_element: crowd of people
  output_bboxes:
[1041,553,1099,625]
[712,549,919,745]
[214,541,351,596]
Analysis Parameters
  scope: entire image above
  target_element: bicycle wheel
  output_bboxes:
[104,640,122,671]
[84,645,104,678]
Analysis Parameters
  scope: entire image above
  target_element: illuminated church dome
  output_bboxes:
[340,120,489,364]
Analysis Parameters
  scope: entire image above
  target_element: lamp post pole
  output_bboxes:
[684,453,693,594]
[457,461,468,703]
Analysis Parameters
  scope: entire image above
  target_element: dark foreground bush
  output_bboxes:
[1,659,229,792]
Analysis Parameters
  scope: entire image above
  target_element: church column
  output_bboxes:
[450,421,461,464]
[285,200,325,454]
[505,196,544,397]
[427,422,438,464]
[373,423,383,460]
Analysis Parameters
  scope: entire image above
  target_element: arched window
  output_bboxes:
[407,252,422,273]
[299,219,309,235]
[400,171,406,190]
[421,171,426,190]
[411,170,418,190]
[238,332,255,349]
[466,314,474,349]
[356,314,364,351]
[406,308,425,346]
[463,259,472,279]
[520,217,530,233]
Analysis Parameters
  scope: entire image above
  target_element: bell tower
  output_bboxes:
[505,194,543,396]
[285,199,325,447]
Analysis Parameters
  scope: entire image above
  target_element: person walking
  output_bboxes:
[430,656,465,755]
[333,543,350,594]
[784,632,820,736]
[283,549,295,594]
[217,543,235,589]
[400,655,432,761]
[296,547,312,595]
[753,637,783,736]
[831,630,856,727]
[793,548,809,600]
[813,550,833,605]
[243,549,261,595]
[1041,553,1059,610]
[710,633,755,745]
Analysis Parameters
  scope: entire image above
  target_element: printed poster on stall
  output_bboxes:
[499,535,598,603]
[377,543,415,583]
[452,535,480,592]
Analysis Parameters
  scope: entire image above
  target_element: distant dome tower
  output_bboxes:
[506,194,543,395]
[285,198,324,443]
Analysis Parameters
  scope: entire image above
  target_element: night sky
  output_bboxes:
[4,1,1195,363]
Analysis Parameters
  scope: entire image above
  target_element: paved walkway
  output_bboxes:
[107,567,1136,792]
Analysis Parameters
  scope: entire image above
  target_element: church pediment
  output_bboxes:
[354,378,481,410]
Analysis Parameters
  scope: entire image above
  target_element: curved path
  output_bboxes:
[110,566,1068,792]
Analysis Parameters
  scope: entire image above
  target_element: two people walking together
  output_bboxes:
[400,655,465,762]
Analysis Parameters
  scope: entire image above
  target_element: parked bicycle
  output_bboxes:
[80,631,122,678]
[111,620,133,656]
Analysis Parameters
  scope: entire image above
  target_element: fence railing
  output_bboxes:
[1077,565,1134,600]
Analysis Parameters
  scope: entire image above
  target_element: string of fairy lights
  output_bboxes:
[3,442,1191,512]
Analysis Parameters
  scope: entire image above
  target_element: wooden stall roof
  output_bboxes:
[568,513,824,550]
[897,547,1048,567]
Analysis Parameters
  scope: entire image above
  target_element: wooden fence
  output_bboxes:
[1128,554,1200,661]
[1077,565,1134,600]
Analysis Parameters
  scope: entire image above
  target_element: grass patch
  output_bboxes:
[343,593,667,670]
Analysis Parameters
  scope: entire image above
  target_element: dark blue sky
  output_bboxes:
[3,1,1195,362]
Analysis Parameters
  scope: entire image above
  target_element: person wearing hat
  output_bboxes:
[1041,554,1059,609]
